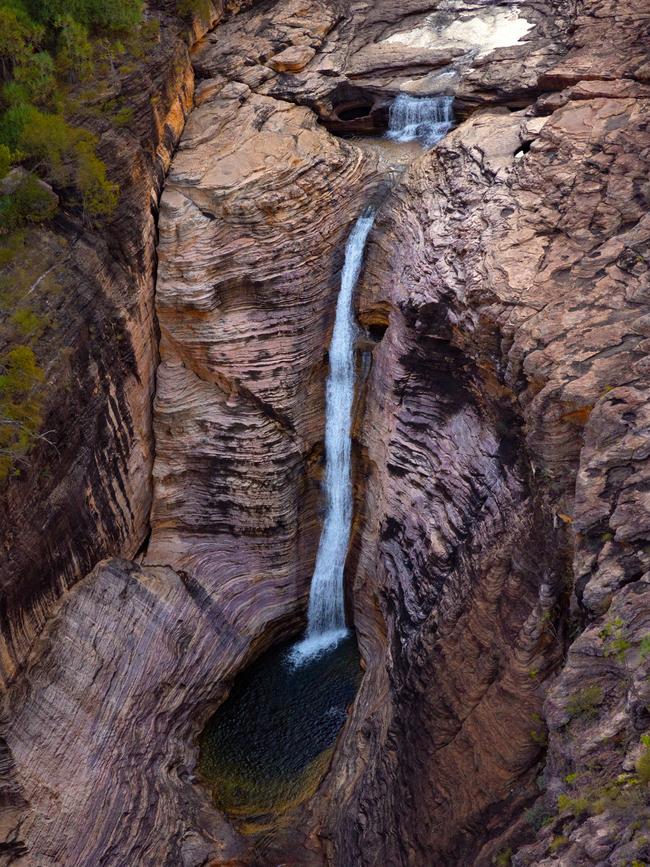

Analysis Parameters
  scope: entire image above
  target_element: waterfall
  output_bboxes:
[387,94,454,147]
[290,209,375,665]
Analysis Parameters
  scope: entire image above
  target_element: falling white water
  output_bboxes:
[387,94,454,147]
[290,210,375,665]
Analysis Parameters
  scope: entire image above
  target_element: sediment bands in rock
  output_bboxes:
[2,559,251,865]
[3,2,379,861]
[307,14,650,865]
[0,1,259,688]
[146,40,379,627]
[1,0,649,865]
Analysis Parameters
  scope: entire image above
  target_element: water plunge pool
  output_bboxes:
[198,635,362,828]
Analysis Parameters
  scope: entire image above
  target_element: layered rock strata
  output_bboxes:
[145,14,378,631]
[1,0,649,865]
[304,8,650,864]
[1,559,250,865]
[0,2,228,687]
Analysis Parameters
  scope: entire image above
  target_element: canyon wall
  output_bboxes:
[0,1,255,688]
[145,2,378,619]
[1,1,649,865]
[308,5,650,865]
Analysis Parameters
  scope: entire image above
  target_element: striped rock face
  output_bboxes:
[1,1,648,866]
[146,72,379,627]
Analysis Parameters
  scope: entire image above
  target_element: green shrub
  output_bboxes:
[0,343,44,480]
[13,50,56,103]
[566,685,604,720]
[0,228,24,265]
[0,172,57,230]
[17,108,73,179]
[73,136,118,216]
[493,848,511,867]
[637,734,650,785]
[549,835,569,853]
[28,0,143,31]
[600,617,632,662]
[530,726,547,746]
[0,101,36,151]
[3,109,118,219]
[54,14,93,82]
[0,143,11,178]
[557,794,590,816]
[0,6,43,77]
[112,104,133,127]
[140,18,159,42]
[524,802,552,831]
[11,307,46,337]
[176,0,213,23]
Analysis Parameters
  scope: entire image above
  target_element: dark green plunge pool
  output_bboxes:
[198,635,362,830]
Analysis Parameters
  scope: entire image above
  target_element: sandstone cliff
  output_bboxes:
[0,1,263,688]
[1,1,649,866]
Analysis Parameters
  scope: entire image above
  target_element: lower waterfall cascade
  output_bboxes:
[196,210,375,830]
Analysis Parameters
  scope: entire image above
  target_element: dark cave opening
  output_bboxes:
[337,103,374,122]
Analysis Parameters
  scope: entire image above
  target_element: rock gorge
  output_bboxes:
[1,1,649,865]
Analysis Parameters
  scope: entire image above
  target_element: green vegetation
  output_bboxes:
[0,243,52,480]
[176,0,213,24]
[0,0,203,481]
[0,0,148,231]
[0,0,150,479]
[549,835,569,854]
[557,794,590,816]
[566,685,604,721]
[493,848,512,867]
[0,171,58,228]
[25,0,143,31]
[599,617,632,662]
[640,636,650,660]
[524,802,553,831]
[0,343,45,479]
[529,711,547,747]
[637,734,650,785]
[554,745,650,827]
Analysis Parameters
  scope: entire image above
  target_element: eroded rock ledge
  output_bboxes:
[2,1,649,865]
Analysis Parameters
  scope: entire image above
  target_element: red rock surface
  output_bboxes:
[1,0,649,865]
[0,5,214,688]
[145,18,379,624]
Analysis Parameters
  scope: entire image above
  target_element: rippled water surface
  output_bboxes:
[198,636,362,823]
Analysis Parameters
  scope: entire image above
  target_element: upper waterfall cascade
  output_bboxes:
[290,210,376,664]
[387,93,454,147]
